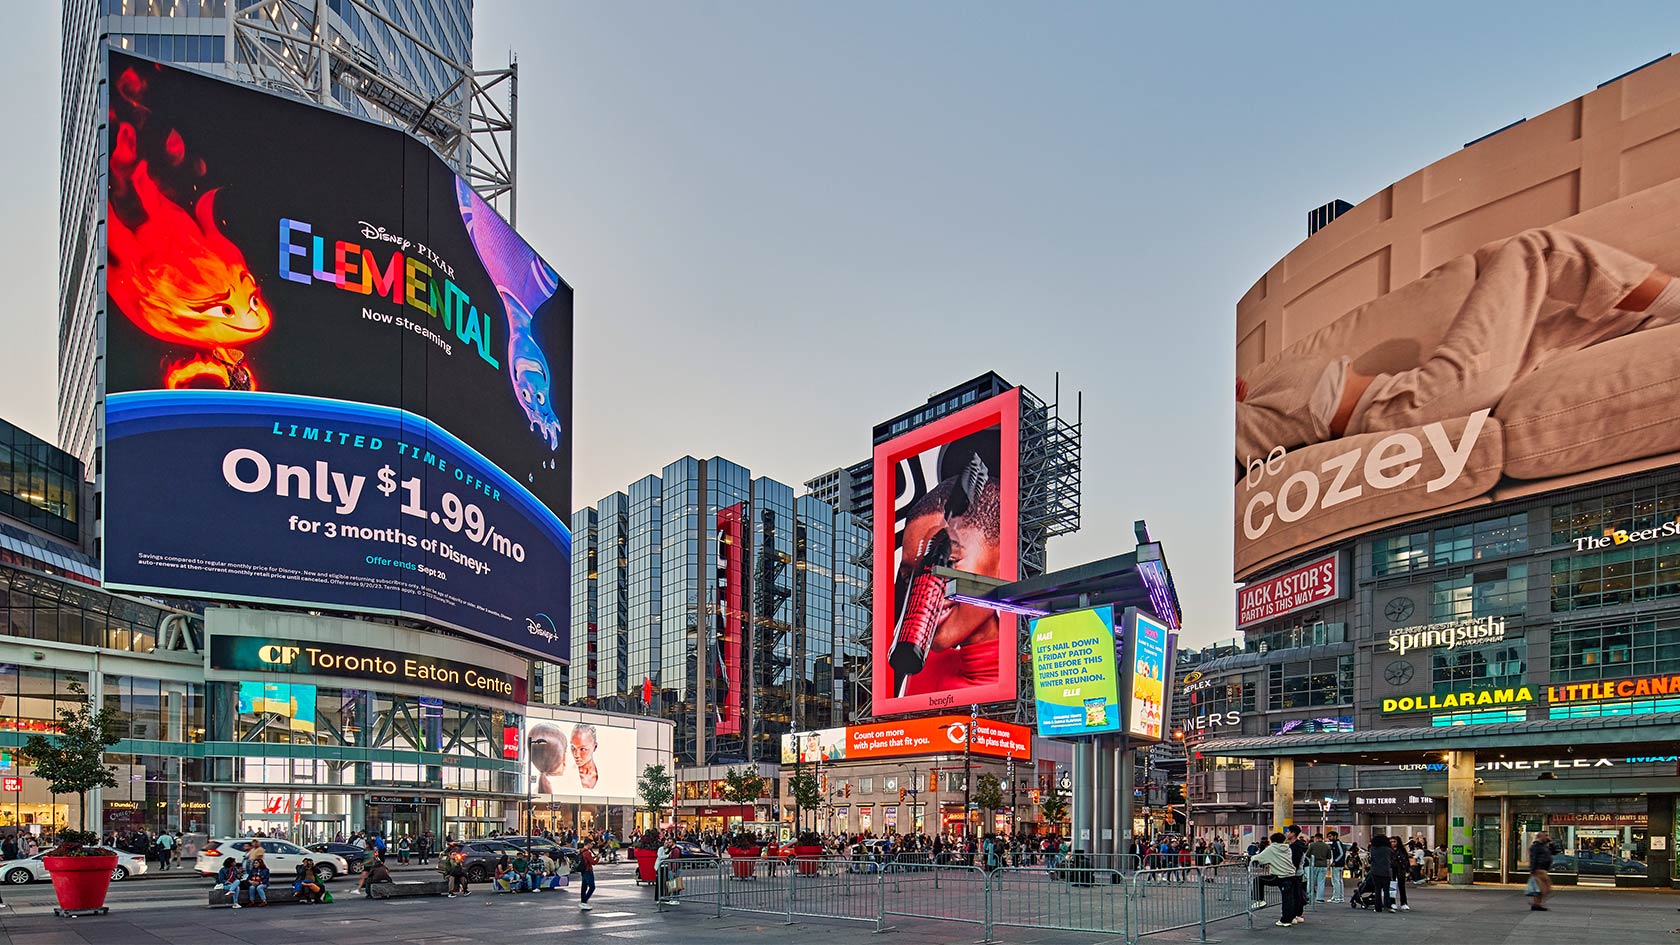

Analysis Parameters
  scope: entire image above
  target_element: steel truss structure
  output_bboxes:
[230,0,517,221]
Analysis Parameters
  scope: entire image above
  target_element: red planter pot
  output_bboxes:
[631,847,658,884]
[44,855,118,913]
[727,847,761,878]
[793,845,823,875]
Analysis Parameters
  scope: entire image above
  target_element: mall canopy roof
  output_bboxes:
[1195,712,1680,765]
[939,522,1183,629]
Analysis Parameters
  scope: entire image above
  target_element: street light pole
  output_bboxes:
[963,705,976,839]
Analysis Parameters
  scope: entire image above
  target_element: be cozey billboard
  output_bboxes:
[100,52,572,659]
[1234,71,1680,579]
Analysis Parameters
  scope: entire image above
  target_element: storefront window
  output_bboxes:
[1431,565,1527,621]
[1267,656,1352,710]
[1552,541,1680,612]
[1548,617,1680,683]
[1432,643,1526,691]
[1373,513,1529,576]
[1552,484,1680,546]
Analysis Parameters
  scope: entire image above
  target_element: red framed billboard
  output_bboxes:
[873,389,1020,715]
[714,502,746,736]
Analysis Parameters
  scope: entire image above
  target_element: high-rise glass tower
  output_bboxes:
[59,0,474,469]
[549,456,870,765]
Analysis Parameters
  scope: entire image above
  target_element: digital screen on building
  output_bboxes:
[1029,605,1120,737]
[871,390,1020,716]
[778,716,1031,763]
[713,503,745,737]
[1124,609,1169,743]
[99,51,572,660]
[236,680,317,733]
[1234,145,1680,581]
[528,718,636,800]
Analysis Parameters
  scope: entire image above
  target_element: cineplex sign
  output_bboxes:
[1384,672,1680,714]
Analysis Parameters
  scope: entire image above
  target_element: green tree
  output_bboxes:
[974,773,1005,832]
[637,763,674,825]
[788,768,823,830]
[721,766,767,807]
[21,683,119,835]
[1038,787,1069,827]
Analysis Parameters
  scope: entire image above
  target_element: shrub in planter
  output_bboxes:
[42,831,120,913]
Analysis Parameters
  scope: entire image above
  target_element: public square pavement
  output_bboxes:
[1,868,1678,945]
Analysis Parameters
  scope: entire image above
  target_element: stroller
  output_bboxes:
[1348,874,1383,911]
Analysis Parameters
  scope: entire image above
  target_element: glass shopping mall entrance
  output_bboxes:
[1198,714,1680,887]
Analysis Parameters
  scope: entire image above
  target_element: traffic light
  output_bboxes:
[844,783,852,797]
[820,774,829,794]
[899,788,906,802]
[929,771,939,791]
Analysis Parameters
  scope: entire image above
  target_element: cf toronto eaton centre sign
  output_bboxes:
[1386,615,1507,655]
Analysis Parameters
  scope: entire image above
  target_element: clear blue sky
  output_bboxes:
[0,2,1671,645]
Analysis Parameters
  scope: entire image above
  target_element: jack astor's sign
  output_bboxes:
[1386,616,1506,655]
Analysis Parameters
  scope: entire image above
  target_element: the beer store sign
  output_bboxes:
[210,635,527,703]
[1386,615,1506,655]
[1573,520,1680,552]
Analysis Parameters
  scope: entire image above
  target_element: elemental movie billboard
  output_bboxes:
[528,718,637,800]
[100,52,571,659]
[1029,605,1120,738]
[1234,77,1680,580]
[873,390,1020,716]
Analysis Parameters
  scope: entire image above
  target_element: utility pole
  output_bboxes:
[1006,755,1017,836]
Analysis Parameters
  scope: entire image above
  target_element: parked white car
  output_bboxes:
[1,851,149,884]
[193,838,348,882]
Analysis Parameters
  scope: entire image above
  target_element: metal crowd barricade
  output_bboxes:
[654,852,1254,945]
[880,862,990,932]
[989,865,1127,939]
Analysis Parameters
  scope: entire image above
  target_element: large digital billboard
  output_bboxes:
[527,718,637,800]
[99,52,571,659]
[1122,608,1169,743]
[1029,605,1120,737]
[872,390,1020,716]
[779,715,1031,764]
[1235,169,1680,580]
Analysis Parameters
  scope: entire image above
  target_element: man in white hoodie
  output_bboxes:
[1251,832,1302,927]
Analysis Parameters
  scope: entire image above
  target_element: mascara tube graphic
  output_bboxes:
[890,529,952,692]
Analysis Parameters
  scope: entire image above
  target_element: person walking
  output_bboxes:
[1528,832,1555,911]
[156,829,175,870]
[1324,830,1347,903]
[1389,837,1410,911]
[1305,833,1331,904]
[1366,833,1393,913]
[577,840,597,911]
[1251,832,1301,927]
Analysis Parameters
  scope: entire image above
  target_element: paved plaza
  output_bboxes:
[1,865,1678,945]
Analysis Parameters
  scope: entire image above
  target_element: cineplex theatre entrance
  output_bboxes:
[1198,717,1680,887]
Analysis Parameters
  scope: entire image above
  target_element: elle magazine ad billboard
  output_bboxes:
[873,390,1020,715]
[100,52,573,660]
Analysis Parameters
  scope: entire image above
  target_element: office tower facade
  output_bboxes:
[566,457,869,764]
[60,0,475,469]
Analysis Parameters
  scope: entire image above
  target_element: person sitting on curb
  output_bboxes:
[493,853,518,893]
[215,857,245,908]
[356,852,392,896]
[293,858,325,904]
[446,848,471,898]
[242,856,271,908]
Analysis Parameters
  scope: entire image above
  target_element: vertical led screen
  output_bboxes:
[1122,608,1169,743]
[99,52,572,659]
[872,390,1020,715]
[713,503,745,736]
[1029,605,1120,737]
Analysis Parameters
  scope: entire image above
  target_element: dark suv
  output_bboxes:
[438,836,580,883]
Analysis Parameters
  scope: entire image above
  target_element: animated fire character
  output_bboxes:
[107,66,271,389]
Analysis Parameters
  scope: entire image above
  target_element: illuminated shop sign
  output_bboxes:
[1573,521,1680,552]
[1236,551,1345,629]
[1548,673,1680,704]
[1398,756,1676,773]
[1386,615,1506,655]
[1187,710,1241,732]
[1382,685,1535,714]
[210,634,527,703]
[1349,788,1439,815]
